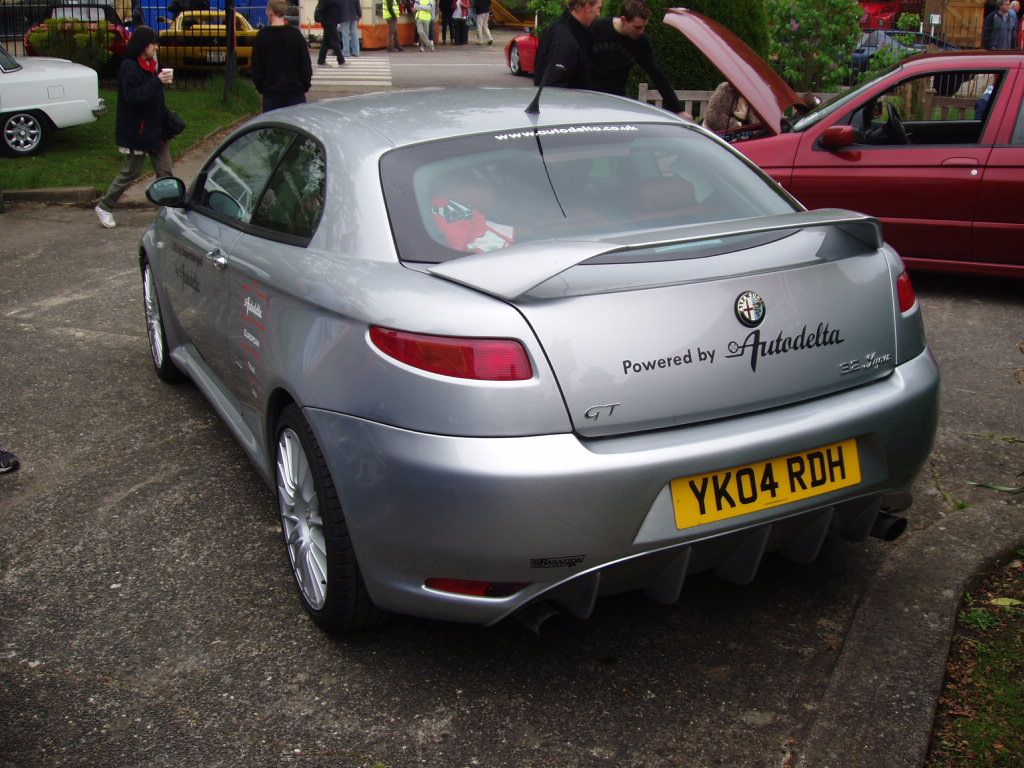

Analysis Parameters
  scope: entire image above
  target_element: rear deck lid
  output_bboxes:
[432,214,898,438]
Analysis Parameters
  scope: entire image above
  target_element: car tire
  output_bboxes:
[141,260,185,383]
[509,43,523,76]
[1,111,48,157]
[275,403,384,634]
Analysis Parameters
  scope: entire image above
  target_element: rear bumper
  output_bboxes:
[305,349,939,625]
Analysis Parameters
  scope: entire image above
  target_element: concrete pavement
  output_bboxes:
[1,33,1022,766]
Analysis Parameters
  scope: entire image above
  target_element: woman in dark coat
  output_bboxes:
[96,26,174,228]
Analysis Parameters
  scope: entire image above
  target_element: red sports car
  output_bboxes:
[24,4,131,61]
[668,9,1024,278]
[505,28,538,76]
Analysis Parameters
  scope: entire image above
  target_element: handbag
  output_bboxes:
[162,108,186,140]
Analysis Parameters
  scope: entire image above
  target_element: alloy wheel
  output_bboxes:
[277,427,328,610]
[143,265,165,368]
[3,113,42,154]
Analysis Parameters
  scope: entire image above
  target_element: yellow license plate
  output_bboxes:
[671,439,861,530]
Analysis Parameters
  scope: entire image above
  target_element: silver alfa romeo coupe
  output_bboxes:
[141,87,939,635]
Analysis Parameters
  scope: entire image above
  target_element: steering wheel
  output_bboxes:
[885,101,909,145]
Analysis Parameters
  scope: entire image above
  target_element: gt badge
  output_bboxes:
[735,291,766,328]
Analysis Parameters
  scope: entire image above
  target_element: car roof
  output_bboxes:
[894,49,1024,70]
[247,87,683,151]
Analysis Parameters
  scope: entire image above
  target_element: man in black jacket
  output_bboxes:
[532,0,602,89]
[589,0,688,116]
[316,0,345,65]
[252,0,312,111]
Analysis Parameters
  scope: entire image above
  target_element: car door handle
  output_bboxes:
[940,157,978,167]
[205,248,228,270]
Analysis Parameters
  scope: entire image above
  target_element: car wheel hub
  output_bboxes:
[4,115,40,151]
[277,427,328,610]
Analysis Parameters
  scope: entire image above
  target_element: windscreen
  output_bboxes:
[380,123,795,264]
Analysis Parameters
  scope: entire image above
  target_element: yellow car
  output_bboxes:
[158,10,258,71]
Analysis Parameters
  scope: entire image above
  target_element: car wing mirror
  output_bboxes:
[821,125,856,150]
[147,177,187,207]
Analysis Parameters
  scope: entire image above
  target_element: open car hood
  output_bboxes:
[663,8,805,135]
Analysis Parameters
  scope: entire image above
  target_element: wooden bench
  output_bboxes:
[636,85,715,118]
[636,84,838,121]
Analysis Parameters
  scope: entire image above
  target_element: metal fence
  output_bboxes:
[1,0,267,86]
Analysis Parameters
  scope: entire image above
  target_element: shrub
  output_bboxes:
[27,18,114,71]
[765,0,862,91]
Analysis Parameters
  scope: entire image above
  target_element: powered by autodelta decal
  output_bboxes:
[622,322,845,376]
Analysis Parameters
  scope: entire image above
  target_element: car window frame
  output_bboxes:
[813,67,1008,149]
[188,124,327,248]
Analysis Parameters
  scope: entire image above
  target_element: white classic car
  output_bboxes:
[0,41,106,156]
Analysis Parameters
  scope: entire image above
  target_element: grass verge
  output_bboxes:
[0,75,259,191]
[926,549,1024,767]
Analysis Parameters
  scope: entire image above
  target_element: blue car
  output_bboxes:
[851,29,960,72]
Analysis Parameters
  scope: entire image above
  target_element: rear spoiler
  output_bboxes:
[427,209,884,301]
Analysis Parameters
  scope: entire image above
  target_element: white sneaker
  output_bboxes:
[95,205,116,228]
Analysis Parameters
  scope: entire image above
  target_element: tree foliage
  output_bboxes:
[765,0,862,90]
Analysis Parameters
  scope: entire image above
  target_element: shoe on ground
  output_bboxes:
[0,447,19,474]
[487,39,493,44]
[95,205,116,228]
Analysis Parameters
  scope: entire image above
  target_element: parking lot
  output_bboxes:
[0,201,1021,767]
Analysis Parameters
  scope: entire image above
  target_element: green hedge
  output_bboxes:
[26,19,115,71]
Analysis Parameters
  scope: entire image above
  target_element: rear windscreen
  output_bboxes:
[380,123,795,264]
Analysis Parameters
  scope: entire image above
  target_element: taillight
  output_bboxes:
[424,578,528,598]
[897,270,916,313]
[369,326,532,381]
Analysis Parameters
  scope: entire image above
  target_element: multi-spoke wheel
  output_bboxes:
[509,43,523,76]
[141,260,184,382]
[275,404,383,633]
[2,111,47,157]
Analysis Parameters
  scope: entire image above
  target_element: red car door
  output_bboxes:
[787,70,996,266]
[972,66,1024,271]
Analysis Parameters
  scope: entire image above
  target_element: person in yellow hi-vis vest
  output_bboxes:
[413,0,435,50]
[383,0,404,51]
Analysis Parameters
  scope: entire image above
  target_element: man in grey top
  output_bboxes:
[983,0,1014,49]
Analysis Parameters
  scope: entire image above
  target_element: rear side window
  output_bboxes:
[195,127,294,224]
[251,136,325,239]
[380,123,794,264]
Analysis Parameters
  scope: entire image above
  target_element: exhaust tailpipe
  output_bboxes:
[870,511,907,542]
[514,601,573,640]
